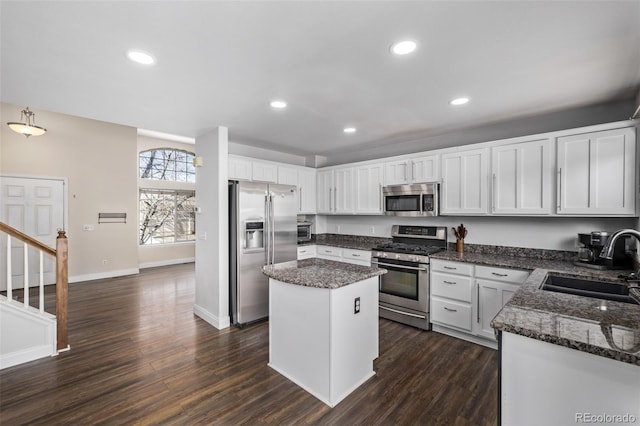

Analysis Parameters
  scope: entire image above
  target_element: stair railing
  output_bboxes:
[0,222,68,351]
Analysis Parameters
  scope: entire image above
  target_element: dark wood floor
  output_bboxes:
[0,263,498,425]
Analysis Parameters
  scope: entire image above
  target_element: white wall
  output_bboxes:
[323,99,635,166]
[315,215,637,251]
[194,127,230,329]
[229,141,306,166]
[0,102,139,282]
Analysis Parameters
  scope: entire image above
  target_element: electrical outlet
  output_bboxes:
[102,259,108,265]
[369,226,375,235]
[337,225,341,232]
[354,297,360,314]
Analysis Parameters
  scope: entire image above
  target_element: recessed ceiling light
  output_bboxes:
[390,40,417,55]
[270,100,287,109]
[450,97,470,106]
[343,127,357,134]
[126,50,155,65]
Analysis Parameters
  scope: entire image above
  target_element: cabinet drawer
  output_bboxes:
[431,272,473,302]
[431,296,472,331]
[342,248,371,263]
[297,245,317,260]
[316,245,342,258]
[475,265,529,284]
[430,259,473,276]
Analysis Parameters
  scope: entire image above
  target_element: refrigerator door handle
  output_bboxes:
[264,194,270,265]
[270,193,276,264]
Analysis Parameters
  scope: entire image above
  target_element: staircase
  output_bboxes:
[0,222,68,369]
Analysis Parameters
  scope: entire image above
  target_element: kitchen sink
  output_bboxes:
[541,274,638,305]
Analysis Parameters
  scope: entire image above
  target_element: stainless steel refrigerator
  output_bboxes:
[229,180,298,326]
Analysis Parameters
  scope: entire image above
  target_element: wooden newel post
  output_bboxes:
[56,230,69,351]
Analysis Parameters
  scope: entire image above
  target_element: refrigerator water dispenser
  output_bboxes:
[244,221,264,251]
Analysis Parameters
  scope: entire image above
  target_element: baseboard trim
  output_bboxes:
[193,304,230,330]
[69,268,140,284]
[139,258,195,269]
[431,324,498,350]
[0,344,57,370]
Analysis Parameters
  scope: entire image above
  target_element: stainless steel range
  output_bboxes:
[372,225,447,330]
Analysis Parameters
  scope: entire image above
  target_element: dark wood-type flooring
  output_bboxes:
[0,263,497,425]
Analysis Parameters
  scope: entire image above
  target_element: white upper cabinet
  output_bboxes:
[228,156,252,180]
[277,165,298,186]
[491,138,552,215]
[557,127,636,215]
[316,170,334,214]
[251,161,278,183]
[441,148,489,215]
[297,168,316,214]
[384,155,440,185]
[334,168,355,214]
[355,164,384,214]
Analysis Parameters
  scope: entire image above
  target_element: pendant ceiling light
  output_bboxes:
[6,107,47,137]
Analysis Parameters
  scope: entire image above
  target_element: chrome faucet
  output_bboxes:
[600,229,640,304]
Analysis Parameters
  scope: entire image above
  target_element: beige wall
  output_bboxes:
[137,135,196,267]
[1,102,139,282]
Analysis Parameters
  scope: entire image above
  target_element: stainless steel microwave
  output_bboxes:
[382,183,439,216]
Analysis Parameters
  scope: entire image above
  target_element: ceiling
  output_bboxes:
[2,1,639,160]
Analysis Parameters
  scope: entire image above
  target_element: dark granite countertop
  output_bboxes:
[262,258,387,289]
[430,250,630,282]
[298,234,390,250]
[492,269,640,365]
[298,235,640,364]
[433,246,639,365]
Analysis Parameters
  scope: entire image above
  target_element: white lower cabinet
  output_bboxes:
[314,245,371,266]
[297,245,317,260]
[430,259,529,347]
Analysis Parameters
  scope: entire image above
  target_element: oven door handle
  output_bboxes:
[371,260,427,271]
[379,305,427,319]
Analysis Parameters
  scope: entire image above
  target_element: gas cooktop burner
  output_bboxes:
[372,242,444,256]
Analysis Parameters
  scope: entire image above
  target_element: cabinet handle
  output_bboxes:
[329,187,332,212]
[334,187,337,212]
[443,280,457,285]
[411,161,416,181]
[476,283,480,323]
[557,168,562,210]
[299,187,302,211]
[444,307,457,312]
[492,173,496,212]
[352,253,361,257]
[443,266,457,270]
[404,164,408,181]
[491,272,508,277]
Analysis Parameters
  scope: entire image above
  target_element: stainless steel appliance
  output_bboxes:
[383,183,439,216]
[297,221,312,242]
[372,225,447,330]
[229,181,297,326]
[576,231,632,269]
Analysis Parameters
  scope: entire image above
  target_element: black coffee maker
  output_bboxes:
[576,231,632,269]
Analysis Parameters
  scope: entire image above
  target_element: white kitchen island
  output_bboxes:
[262,258,386,407]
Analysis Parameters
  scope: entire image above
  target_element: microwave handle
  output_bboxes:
[419,193,424,215]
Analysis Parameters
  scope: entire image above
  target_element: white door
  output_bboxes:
[0,176,65,290]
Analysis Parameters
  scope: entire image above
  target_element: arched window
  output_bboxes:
[139,148,196,182]
[139,148,196,245]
